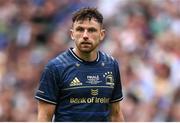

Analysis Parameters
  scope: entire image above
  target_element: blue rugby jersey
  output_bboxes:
[35,48,123,122]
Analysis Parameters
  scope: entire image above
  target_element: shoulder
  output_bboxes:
[99,51,118,65]
[45,50,73,71]
[99,51,120,70]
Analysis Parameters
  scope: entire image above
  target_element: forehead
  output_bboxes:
[73,19,101,29]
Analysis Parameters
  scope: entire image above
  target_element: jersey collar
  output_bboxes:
[69,48,100,64]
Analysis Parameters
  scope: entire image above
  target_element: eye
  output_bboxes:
[88,28,97,33]
[76,27,84,32]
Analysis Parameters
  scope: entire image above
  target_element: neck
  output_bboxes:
[72,48,98,62]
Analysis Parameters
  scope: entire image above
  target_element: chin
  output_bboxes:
[80,48,93,53]
[78,45,97,53]
[81,49,92,53]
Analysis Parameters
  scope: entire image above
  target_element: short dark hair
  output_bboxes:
[72,7,103,25]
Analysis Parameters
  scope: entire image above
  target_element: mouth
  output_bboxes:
[81,42,92,45]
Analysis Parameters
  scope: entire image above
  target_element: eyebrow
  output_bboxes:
[75,26,98,31]
[75,26,84,30]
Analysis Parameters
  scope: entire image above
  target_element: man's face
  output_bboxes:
[71,19,105,53]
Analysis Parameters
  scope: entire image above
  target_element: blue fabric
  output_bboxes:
[35,48,123,121]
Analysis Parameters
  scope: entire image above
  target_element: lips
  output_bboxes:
[81,42,91,45]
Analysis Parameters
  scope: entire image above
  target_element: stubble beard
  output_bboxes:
[78,44,98,53]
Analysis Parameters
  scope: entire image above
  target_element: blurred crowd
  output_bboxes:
[0,0,179,121]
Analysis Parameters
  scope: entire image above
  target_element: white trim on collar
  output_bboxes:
[69,48,99,63]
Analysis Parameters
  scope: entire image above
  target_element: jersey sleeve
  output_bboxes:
[35,62,60,105]
[110,60,123,103]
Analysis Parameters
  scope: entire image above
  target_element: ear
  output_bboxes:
[70,29,75,40]
[100,29,105,41]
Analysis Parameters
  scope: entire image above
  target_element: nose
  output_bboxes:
[83,30,89,41]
